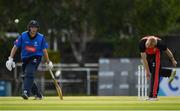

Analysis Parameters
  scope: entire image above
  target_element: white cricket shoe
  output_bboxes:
[146,97,158,101]
[34,95,43,100]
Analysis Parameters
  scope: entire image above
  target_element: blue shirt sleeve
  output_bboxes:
[14,35,22,48]
[42,37,48,49]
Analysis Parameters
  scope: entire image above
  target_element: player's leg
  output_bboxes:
[148,61,155,98]
[31,82,43,100]
[160,67,176,83]
[22,62,35,99]
[21,61,29,99]
[22,56,42,100]
[169,69,176,83]
[147,58,159,101]
[30,56,43,99]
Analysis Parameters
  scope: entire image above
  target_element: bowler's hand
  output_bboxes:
[146,71,150,80]
[171,59,177,67]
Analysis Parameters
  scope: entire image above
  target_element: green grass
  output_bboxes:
[0,96,180,110]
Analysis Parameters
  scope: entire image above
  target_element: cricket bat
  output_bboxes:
[49,69,63,100]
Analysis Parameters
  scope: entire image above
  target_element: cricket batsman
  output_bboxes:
[6,20,53,100]
[139,36,177,100]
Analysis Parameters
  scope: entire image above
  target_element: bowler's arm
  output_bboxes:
[140,52,150,77]
[164,48,177,67]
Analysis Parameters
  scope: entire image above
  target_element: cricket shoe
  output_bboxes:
[34,94,43,100]
[169,69,176,84]
[146,97,158,101]
[22,93,29,100]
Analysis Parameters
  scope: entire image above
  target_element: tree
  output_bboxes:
[131,0,180,36]
[1,0,180,63]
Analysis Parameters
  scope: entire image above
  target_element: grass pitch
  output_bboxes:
[0,96,180,110]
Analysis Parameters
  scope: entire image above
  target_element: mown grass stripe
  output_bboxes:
[0,96,180,110]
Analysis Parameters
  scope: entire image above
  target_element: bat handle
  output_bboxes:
[49,69,55,79]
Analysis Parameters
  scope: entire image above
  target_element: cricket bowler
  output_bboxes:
[139,36,177,101]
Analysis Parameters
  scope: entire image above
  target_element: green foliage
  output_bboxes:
[0,0,180,59]
[1,0,180,37]
[0,37,15,64]
[132,0,180,36]
[47,50,61,63]
[100,36,139,57]
[112,37,139,57]
[91,0,135,37]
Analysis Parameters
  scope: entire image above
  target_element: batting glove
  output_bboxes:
[47,61,53,70]
[6,57,15,71]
